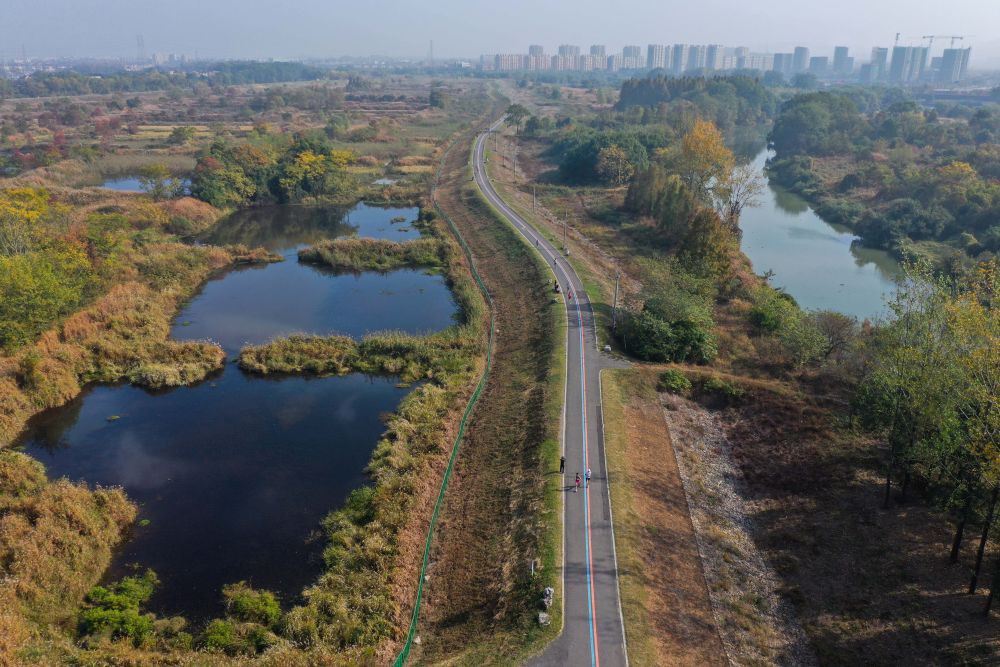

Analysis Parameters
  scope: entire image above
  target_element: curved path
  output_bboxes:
[473,120,628,667]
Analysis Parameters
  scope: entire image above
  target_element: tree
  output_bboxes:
[0,188,52,256]
[947,263,1000,606]
[428,88,449,109]
[715,162,764,235]
[596,145,635,186]
[855,266,966,514]
[167,125,196,145]
[505,104,530,135]
[674,119,735,204]
[138,163,183,201]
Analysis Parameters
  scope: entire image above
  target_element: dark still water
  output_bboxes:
[15,203,451,620]
[19,374,409,619]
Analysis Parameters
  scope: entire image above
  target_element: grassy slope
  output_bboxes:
[413,116,566,665]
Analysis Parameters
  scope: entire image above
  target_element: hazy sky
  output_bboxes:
[4,0,1000,66]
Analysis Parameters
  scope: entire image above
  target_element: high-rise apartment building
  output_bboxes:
[938,47,972,83]
[590,45,606,58]
[792,46,810,73]
[772,53,794,75]
[494,54,527,71]
[528,45,545,57]
[558,44,581,58]
[888,46,928,83]
[809,56,829,75]
[671,44,688,74]
[741,52,774,71]
[647,44,668,69]
[833,46,854,74]
[869,47,889,81]
[686,45,707,70]
[622,45,643,69]
[705,44,723,71]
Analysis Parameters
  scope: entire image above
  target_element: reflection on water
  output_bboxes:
[15,203,449,620]
[101,177,192,193]
[739,150,902,319]
[19,374,410,620]
[200,203,420,250]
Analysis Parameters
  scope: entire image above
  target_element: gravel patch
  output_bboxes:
[663,394,817,667]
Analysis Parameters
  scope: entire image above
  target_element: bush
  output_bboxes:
[202,619,240,654]
[749,287,798,333]
[77,570,159,647]
[657,369,692,395]
[620,310,716,364]
[697,376,744,405]
[222,582,281,627]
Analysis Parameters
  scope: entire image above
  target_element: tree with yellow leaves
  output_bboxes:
[676,119,735,203]
[0,188,57,257]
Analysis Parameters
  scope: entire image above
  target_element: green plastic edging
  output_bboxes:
[393,125,496,667]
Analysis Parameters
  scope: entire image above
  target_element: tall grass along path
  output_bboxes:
[392,130,496,666]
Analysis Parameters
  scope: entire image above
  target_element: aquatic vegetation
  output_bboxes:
[299,237,443,273]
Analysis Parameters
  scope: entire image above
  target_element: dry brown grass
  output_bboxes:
[0,450,136,662]
[603,368,728,666]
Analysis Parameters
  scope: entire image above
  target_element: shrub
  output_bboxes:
[748,287,798,333]
[620,310,716,364]
[222,582,281,627]
[697,376,744,405]
[77,570,159,647]
[657,369,692,395]
[202,619,240,654]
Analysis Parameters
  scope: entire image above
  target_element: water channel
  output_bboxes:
[16,203,456,620]
[739,150,903,321]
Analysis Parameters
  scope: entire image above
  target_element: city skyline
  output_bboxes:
[1,0,998,67]
[478,41,974,83]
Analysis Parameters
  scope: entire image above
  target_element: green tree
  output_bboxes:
[505,104,530,134]
[596,144,635,186]
[167,125,196,145]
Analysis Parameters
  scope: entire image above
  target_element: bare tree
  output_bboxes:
[715,162,764,237]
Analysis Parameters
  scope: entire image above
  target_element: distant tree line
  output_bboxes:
[0,61,329,99]
[616,75,779,129]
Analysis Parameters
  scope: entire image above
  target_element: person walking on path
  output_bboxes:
[575,473,581,492]
[560,455,566,473]
[585,467,592,488]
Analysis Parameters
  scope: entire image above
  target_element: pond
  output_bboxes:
[100,176,192,193]
[739,150,903,321]
[15,203,453,620]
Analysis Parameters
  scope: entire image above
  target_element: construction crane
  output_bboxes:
[922,35,967,50]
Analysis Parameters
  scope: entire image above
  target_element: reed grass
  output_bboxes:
[299,238,443,273]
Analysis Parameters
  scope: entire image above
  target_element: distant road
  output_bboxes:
[472,119,628,667]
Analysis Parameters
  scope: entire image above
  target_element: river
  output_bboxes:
[739,150,902,321]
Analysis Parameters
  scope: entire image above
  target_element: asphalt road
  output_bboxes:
[473,120,628,667]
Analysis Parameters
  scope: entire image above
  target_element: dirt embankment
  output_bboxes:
[414,126,562,662]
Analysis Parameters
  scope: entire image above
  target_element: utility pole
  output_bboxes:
[533,184,536,212]
[611,270,621,332]
[563,218,567,251]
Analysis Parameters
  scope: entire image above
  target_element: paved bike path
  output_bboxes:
[473,120,628,667]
